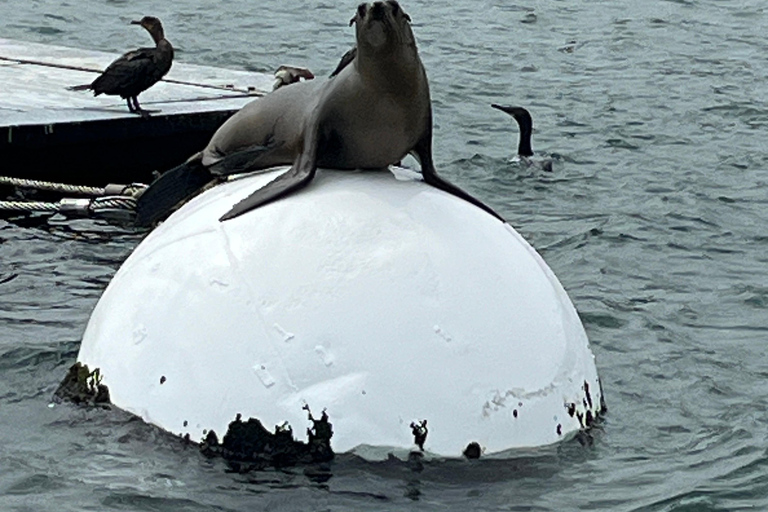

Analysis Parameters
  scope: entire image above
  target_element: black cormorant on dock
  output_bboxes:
[491,104,553,172]
[69,16,173,115]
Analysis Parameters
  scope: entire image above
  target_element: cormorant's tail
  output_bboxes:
[135,156,216,227]
[67,84,91,91]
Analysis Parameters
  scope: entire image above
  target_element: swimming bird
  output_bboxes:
[69,16,173,115]
[491,104,553,172]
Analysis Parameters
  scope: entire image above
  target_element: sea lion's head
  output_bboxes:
[351,1,415,53]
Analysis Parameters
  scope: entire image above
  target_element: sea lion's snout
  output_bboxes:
[370,2,386,20]
[354,1,410,26]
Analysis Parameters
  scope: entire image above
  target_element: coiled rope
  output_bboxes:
[0,200,60,213]
[0,196,138,222]
[0,176,147,198]
[0,175,147,222]
[0,176,105,196]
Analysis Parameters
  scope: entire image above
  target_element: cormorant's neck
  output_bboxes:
[491,105,535,157]
[148,27,165,45]
[517,131,533,157]
[514,115,534,157]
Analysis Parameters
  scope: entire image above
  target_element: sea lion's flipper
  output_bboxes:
[218,162,316,221]
[135,155,216,227]
[135,137,286,227]
[414,135,505,222]
[330,47,356,78]
[219,125,319,221]
[207,138,286,176]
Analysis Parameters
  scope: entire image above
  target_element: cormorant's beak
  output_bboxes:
[491,103,514,115]
[130,20,141,25]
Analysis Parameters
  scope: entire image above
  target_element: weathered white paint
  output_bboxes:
[78,168,602,458]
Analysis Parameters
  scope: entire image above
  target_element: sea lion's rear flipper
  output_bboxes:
[134,138,286,227]
[135,155,215,228]
[207,138,285,176]
[414,136,506,222]
[219,125,319,222]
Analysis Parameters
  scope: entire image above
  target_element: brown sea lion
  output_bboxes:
[135,1,502,226]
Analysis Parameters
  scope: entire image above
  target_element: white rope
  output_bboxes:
[0,176,147,198]
[0,196,138,222]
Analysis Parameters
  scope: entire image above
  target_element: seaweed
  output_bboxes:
[200,405,334,472]
[53,362,111,406]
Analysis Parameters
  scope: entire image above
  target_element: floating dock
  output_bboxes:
[0,38,275,185]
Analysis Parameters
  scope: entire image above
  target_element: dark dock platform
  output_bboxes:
[0,38,275,186]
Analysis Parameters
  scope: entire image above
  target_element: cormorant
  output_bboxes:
[69,16,173,115]
[491,104,553,172]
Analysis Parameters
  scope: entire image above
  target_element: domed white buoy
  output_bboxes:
[78,167,603,458]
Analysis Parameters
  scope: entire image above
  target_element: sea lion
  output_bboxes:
[134,1,502,227]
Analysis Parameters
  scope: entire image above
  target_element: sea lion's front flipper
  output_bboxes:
[219,125,319,222]
[218,159,316,222]
[135,154,215,228]
[414,135,506,222]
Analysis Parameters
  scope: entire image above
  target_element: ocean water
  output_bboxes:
[2,0,768,510]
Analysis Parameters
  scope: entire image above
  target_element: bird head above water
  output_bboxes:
[491,104,534,157]
[131,16,165,43]
[491,104,554,172]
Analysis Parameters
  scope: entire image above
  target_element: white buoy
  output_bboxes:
[78,167,603,458]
